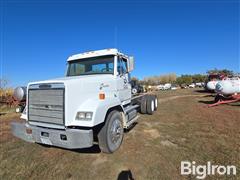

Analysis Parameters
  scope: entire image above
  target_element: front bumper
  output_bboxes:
[11,121,93,149]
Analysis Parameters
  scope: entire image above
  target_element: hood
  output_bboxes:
[28,74,114,86]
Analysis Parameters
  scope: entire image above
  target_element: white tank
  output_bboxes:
[206,81,219,91]
[215,78,240,95]
[13,86,27,101]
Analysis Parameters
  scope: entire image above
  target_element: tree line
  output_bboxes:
[133,69,236,86]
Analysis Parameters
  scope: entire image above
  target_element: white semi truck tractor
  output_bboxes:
[11,49,158,153]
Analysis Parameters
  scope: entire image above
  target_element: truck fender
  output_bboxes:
[104,105,126,126]
[72,96,123,127]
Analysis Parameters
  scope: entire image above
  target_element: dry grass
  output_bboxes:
[0,88,239,180]
[0,88,14,97]
[0,88,15,114]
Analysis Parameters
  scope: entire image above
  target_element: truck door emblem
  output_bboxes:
[100,83,109,90]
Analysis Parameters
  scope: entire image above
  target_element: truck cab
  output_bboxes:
[12,48,157,153]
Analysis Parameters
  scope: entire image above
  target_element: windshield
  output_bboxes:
[66,55,114,76]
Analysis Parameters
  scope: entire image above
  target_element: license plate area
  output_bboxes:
[40,137,52,145]
[40,131,52,145]
[41,132,49,137]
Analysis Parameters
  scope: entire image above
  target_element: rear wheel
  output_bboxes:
[153,95,158,111]
[146,95,155,115]
[98,110,124,153]
[132,88,138,95]
[140,96,147,114]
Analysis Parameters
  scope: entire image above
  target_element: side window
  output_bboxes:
[68,63,85,76]
[122,59,127,73]
[117,58,123,75]
[117,58,128,75]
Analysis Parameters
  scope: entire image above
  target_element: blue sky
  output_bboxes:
[1,0,239,87]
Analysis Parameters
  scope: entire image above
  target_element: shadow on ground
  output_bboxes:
[194,89,209,93]
[124,122,138,133]
[117,170,134,180]
[38,143,101,154]
[198,100,215,105]
[70,144,101,153]
[230,104,240,106]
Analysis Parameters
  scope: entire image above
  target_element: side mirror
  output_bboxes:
[128,56,134,72]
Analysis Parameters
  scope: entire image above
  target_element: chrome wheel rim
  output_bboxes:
[110,119,123,144]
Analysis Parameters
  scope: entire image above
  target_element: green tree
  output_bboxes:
[206,68,233,76]
[192,74,207,83]
[176,75,193,85]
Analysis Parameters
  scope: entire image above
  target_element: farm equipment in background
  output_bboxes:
[12,86,27,112]
[0,86,27,114]
[205,73,226,91]
[208,77,240,107]
[0,88,17,109]
[0,89,19,115]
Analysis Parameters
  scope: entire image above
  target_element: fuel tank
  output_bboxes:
[215,78,240,95]
[206,81,219,91]
[13,86,27,102]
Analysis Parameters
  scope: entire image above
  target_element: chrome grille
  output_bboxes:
[28,85,64,125]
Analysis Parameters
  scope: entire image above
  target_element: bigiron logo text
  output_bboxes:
[181,161,237,179]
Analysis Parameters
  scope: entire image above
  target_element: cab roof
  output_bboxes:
[67,48,129,61]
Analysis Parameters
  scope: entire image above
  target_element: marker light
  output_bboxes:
[26,128,32,134]
[99,93,105,100]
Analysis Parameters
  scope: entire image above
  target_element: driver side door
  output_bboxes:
[116,57,131,103]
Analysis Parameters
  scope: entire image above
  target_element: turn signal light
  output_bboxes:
[99,93,105,100]
[26,128,32,134]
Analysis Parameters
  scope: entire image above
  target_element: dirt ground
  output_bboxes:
[0,89,239,180]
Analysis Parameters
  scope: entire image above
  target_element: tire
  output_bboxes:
[153,95,158,111]
[214,94,224,102]
[214,95,221,102]
[97,110,124,153]
[146,95,155,115]
[140,96,147,114]
[132,88,138,95]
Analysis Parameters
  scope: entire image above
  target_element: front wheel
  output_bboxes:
[98,110,124,153]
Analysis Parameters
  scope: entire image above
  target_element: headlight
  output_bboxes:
[76,112,93,120]
[85,112,92,119]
